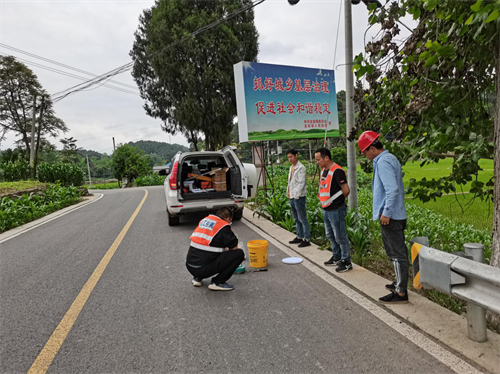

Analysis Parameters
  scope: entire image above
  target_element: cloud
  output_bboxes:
[0,0,414,153]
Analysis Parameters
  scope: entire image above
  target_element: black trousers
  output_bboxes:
[380,219,409,293]
[186,248,244,284]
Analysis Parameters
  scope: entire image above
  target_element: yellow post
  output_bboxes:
[411,243,423,290]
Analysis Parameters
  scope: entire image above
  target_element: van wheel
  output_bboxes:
[168,212,180,226]
[233,208,243,221]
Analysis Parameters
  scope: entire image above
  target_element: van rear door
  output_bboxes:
[221,146,248,199]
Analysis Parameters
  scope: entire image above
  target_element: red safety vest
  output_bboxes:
[190,214,230,252]
[319,164,345,208]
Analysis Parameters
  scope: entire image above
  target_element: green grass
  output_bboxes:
[249,130,340,141]
[357,158,494,232]
[0,180,48,195]
[407,194,493,231]
[87,182,119,190]
[402,158,493,191]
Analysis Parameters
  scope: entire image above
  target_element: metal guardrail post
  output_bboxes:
[463,243,487,342]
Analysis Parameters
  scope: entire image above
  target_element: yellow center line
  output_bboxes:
[27,189,149,374]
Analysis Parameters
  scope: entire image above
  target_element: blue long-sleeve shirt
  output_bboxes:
[372,150,407,221]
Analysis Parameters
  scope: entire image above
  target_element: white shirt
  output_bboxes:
[287,161,307,199]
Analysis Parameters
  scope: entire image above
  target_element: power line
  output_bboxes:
[0,43,139,91]
[50,0,266,103]
[0,52,141,97]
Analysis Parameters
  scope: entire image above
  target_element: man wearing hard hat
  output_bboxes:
[358,131,409,304]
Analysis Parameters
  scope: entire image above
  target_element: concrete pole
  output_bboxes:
[463,243,487,342]
[86,154,92,188]
[344,0,358,209]
[30,95,37,179]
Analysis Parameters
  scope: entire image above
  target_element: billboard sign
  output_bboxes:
[234,61,339,142]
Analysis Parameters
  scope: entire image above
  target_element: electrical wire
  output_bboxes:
[0,43,138,91]
[324,0,344,145]
[50,0,266,103]
[0,52,141,97]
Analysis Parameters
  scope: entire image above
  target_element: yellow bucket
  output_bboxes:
[247,240,268,268]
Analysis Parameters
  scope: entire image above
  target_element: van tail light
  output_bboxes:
[169,161,179,190]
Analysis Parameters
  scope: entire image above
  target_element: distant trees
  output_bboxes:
[111,144,151,182]
[0,56,67,175]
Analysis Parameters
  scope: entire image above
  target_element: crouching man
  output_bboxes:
[186,207,244,291]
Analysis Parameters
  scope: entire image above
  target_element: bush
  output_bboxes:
[330,147,347,167]
[135,174,166,186]
[37,162,85,186]
[0,184,81,233]
[0,159,30,181]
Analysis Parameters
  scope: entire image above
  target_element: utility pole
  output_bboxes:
[344,0,358,209]
[30,95,37,179]
[113,137,121,188]
[86,154,92,188]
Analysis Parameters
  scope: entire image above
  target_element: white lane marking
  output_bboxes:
[242,218,484,374]
[0,194,104,244]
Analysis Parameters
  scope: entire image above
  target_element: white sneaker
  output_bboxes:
[192,278,202,287]
[208,282,234,291]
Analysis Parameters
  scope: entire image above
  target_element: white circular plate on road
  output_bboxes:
[282,257,303,265]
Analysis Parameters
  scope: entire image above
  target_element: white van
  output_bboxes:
[164,146,257,226]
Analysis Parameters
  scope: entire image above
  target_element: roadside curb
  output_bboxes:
[243,208,500,374]
[0,193,103,244]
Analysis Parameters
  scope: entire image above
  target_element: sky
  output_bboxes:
[0,0,413,155]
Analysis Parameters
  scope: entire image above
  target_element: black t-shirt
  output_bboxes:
[186,225,238,267]
[322,167,347,211]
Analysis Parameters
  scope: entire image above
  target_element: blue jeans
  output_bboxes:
[323,205,351,261]
[289,197,311,241]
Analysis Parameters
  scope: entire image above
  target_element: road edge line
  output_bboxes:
[0,193,104,244]
[241,217,485,374]
[27,189,148,374]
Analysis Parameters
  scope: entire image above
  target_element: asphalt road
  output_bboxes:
[0,186,457,374]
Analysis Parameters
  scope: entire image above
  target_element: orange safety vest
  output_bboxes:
[319,164,345,208]
[190,214,230,252]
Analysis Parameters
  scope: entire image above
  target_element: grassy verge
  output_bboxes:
[87,182,119,190]
[0,180,48,195]
[0,184,82,233]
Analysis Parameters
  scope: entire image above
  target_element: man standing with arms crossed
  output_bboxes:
[358,131,409,304]
[315,147,352,273]
[286,149,311,248]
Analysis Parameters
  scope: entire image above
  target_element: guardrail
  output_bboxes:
[411,240,500,342]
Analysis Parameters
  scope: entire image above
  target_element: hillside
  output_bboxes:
[128,140,189,162]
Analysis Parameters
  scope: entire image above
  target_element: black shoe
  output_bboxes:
[289,237,302,244]
[335,260,353,273]
[385,282,396,292]
[379,291,409,304]
[324,256,341,266]
[298,240,311,248]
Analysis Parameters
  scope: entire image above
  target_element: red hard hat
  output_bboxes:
[358,131,380,153]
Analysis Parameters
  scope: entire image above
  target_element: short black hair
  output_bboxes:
[371,140,384,150]
[287,149,298,156]
[315,147,331,160]
[216,207,233,220]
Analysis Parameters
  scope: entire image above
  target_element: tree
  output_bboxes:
[0,56,67,174]
[60,137,79,163]
[130,0,259,151]
[352,0,499,327]
[111,144,151,183]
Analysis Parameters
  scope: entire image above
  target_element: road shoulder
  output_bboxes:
[243,208,500,374]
